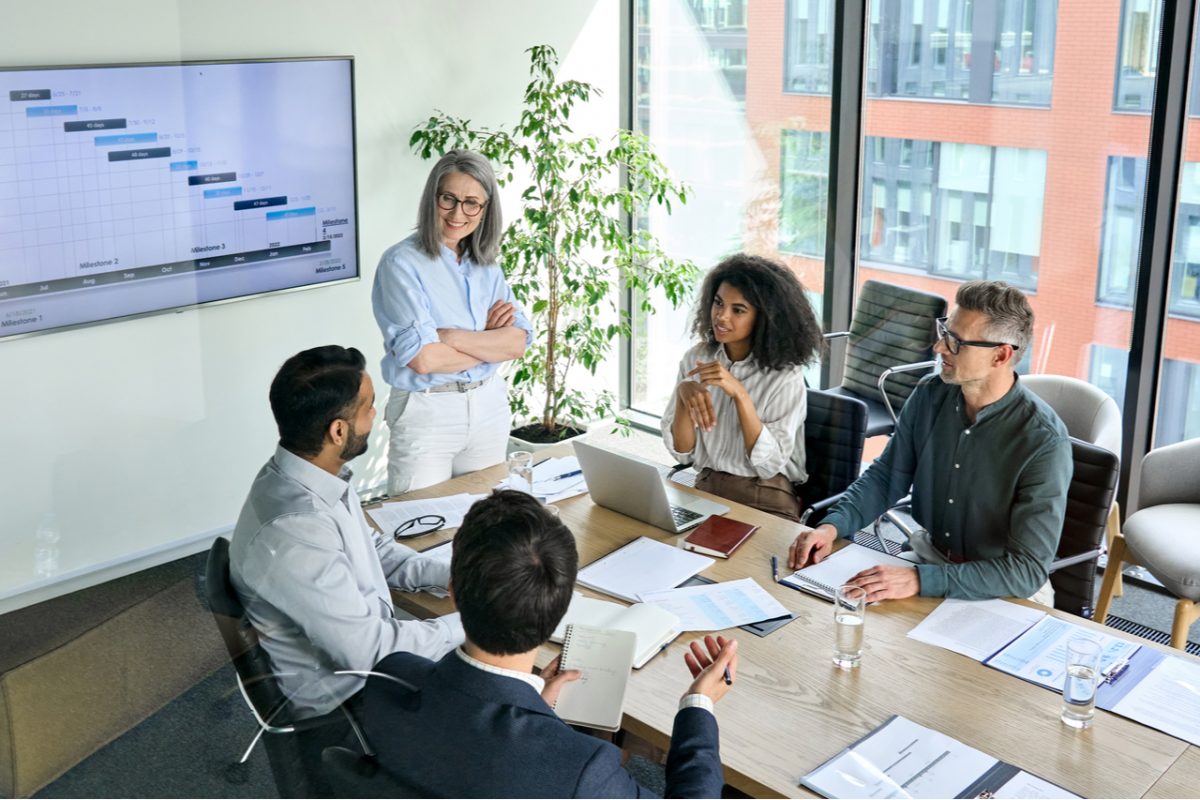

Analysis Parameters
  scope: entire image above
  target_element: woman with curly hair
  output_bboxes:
[661,253,823,520]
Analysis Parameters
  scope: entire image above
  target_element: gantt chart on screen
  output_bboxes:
[0,59,358,338]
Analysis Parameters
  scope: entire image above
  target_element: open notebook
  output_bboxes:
[780,542,917,601]
[552,624,637,732]
[551,594,681,669]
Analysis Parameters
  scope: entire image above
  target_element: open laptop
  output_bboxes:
[573,440,729,533]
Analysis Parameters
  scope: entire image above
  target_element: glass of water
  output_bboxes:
[507,450,534,495]
[833,584,867,669]
[1061,637,1102,729]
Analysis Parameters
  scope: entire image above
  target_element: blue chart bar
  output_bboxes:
[26,105,77,117]
[265,206,316,220]
[204,186,242,199]
[170,161,198,172]
[94,132,158,146]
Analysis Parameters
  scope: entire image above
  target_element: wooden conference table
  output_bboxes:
[376,447,1198,799]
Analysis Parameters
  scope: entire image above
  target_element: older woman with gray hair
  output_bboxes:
[372,150,531,495]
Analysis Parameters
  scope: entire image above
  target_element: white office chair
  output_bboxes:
[1095,437,1200,649]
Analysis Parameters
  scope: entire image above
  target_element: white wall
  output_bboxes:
[0,0,620,612]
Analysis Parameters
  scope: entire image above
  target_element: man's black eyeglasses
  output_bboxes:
[936,317,1018,355]
[394,514,446,540]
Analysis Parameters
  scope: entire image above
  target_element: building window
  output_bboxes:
[866,0,1056,107]
[859,137,1044,288]
[785,0,833,94]
[780,130,830,257]
[1114,0,1200,114]
[1089,344,1129,413]
[1098,157,1200,317]
[1157,358,1200,445]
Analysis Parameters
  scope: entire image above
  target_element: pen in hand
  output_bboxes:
[771,555,780,583]
[723,665,732,685]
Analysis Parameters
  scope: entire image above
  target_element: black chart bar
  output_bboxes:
[0,240,333,301]
[108,147,172,162]
[233,196,287,211]
[64,119,127,132]
[9,89,50,101]
[188,172,237,186]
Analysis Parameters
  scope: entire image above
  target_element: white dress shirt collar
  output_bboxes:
[455,647,546,694]
[273,445,355,508]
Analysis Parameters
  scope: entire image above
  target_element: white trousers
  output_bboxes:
[385,377,511,496]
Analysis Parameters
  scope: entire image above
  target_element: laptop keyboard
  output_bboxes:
[670,506,703,526]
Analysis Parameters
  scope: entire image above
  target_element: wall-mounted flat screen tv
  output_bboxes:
[0,57,358,341]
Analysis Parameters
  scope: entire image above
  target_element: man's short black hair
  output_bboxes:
[269,345,366,458]
[451,490,578,655]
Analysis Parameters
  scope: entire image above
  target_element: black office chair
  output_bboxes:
[870,437,1119,617]
[825,280,947,437]
[204,537,370,798]
[321,746,423,798]
[1048,438,1120,618]
[669,387,868,526]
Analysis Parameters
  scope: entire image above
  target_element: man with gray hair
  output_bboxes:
[788,280,1071,605]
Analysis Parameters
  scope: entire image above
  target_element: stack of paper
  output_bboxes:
[577,537,713,602]
[365,493,485,536]
[497,456,588,503]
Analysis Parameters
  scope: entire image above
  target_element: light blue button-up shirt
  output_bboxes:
[371,233,533,391]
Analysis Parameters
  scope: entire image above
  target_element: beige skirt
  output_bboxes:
[694,468,801,522]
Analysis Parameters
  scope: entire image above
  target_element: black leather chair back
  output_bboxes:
[322,746,423,798]
[801,388,868,526]
[205,537,296,728]
[1051,438,1120,617]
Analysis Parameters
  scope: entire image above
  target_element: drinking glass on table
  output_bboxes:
[1061,637,1102,729]
[507,450,534,495]
[833,584,867,669]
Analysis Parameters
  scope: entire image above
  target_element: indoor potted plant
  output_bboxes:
[410,45,698,447]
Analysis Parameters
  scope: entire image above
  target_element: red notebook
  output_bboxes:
[682,516,759,559]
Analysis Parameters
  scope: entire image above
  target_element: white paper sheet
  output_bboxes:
[365,493,485,536]
[497,455,589,502]
[1110,655,1200,746]
[640,578,790,632]
[993,771,1080,799]
[576,537,713,603]
[907,598,1046,661]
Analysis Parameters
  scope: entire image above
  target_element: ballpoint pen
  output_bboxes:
[1101,656,1131,684]
[771,555,780,583]
[723,665,732,685]
[544,469,583,482]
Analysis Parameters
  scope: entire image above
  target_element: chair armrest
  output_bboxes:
[667,462,692,478]
[1048,549,1102,572]
[877,360,938,422]
[823,330,851,340]
[799,491,846,526]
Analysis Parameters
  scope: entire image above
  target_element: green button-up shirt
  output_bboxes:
[823,374,1072,599]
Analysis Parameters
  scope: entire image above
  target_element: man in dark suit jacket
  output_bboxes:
[363,489,738,798]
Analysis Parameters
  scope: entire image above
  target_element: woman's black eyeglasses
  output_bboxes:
[935,317,1018,355]
[436,192,486,217]
[394,514,446,540]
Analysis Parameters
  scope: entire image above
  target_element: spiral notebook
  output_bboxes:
[780,542,914,601]
[552,624,637,732]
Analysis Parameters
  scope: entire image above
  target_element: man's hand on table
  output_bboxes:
[846,564,920,602]
[787,524,838,570]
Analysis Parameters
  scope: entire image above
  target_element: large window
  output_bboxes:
[630,0,1199,467]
